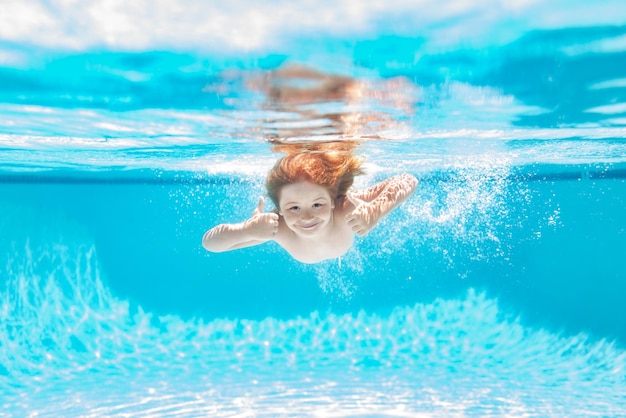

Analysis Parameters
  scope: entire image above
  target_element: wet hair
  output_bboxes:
[265,142,365,208]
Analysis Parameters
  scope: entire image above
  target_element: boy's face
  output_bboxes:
[278,181,334,237]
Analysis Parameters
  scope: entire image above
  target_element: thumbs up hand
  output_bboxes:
[345,191,378,237]
[245,197,280,239]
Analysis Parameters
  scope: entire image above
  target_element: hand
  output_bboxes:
[245,197,279,239]
[345,191,378,236]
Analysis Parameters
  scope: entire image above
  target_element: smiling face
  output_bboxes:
[278,181,335,237]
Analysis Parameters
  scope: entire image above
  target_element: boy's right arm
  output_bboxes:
[202,197,279,252]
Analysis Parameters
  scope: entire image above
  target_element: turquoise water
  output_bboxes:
[2,1,626,416]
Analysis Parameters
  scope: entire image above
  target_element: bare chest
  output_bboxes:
[277,220,354,264]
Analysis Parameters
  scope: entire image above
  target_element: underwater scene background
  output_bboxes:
[1,0,626,416]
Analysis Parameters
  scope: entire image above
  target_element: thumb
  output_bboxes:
[346,190,362,207]
[253,196,265,215]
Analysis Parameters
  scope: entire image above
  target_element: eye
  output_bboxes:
[288,206,300,212]
[313,202,325,208]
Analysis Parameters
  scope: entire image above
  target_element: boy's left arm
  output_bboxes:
[345,173,418,236]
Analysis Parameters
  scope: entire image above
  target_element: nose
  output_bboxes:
[300,208,314,220]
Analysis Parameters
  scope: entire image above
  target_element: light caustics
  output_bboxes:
[1,241,624,415]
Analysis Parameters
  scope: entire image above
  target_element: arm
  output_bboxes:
[202,197,279,252]
[345,173,418,236]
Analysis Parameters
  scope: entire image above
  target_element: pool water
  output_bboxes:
[1,1,626,416]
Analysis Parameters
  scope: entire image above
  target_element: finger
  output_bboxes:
[264,213,279,225]
[352,226,364,236]
[345,211,361,223]
[254,196,264,215]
